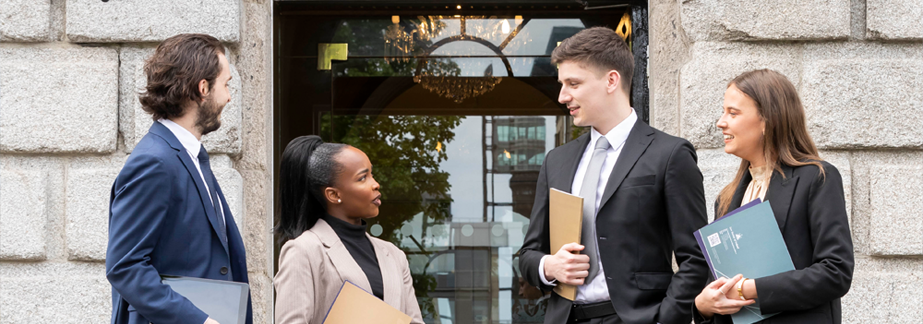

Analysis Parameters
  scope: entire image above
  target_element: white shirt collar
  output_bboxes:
[158,119,202,157]
[590,108,637,149]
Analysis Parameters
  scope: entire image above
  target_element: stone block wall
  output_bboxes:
[2,0,918,322]
[0,1,273,323]
[651,0,922,322]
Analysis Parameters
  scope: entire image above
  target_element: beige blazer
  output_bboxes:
[274,219,424,324]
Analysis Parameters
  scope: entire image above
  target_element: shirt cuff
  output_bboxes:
[538,255,558,286]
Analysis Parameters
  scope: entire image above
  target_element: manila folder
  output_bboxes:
[322,280,411,324]
[549,188,583,301]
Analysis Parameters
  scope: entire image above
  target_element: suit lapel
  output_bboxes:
[728,170,752,213]
[150,123,228,255]
[370,236,401,307]
[765,165,798,231]
[314,219,372,293]
[598,119,655,210]
[555,133,591,193]
[215,183,245,279]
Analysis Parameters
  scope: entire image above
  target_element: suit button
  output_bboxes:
[220,267,229,275]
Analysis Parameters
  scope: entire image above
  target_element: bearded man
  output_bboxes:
[106,33,251,324]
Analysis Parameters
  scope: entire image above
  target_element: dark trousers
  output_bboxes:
[570,313,623,324]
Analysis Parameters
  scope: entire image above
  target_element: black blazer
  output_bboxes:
[694,162,854,324]
[519,119,709,324]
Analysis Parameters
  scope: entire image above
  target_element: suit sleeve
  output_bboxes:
[691,271,720,324]
[691,200,723,324]
[659,141,710,324]
[398,249,425,324]
[518,151,555,292]
[274,239,317,324]
[105,155,208,324]
[755,163,854,313]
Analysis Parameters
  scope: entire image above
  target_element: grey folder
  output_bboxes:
[161,275,249,324]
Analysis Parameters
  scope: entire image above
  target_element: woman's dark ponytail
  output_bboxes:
[275,135,347,243]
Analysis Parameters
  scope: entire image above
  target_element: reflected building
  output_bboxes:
[275,5,644,323]
[491,117,545,218]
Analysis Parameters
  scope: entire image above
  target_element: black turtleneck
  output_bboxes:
[323,214,384,300]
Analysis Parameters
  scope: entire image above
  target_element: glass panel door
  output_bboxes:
[276,5,644,323]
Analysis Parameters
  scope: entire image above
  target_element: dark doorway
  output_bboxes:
[274,2,649,322]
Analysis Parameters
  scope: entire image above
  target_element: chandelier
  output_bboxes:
[384,15,520,103]
[384,16,444,63]
[384,23,414,63]
[413,74,503,103]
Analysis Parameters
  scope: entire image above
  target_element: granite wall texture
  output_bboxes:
[651,0,923,322]
[0,0,273,322]
[1,0,920,322]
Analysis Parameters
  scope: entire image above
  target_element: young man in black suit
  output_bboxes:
[518,27,709,324]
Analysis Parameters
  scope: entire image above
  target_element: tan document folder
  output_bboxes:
[322,280,411,324]
[549,188,584,301]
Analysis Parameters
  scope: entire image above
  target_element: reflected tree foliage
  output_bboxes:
[324,18,464,319]
[322,113,462,319]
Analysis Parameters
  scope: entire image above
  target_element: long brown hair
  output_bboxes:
[716,69,825,217]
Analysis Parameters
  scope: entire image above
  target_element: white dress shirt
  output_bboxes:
[158,119,226,224]
[539,109,638,303]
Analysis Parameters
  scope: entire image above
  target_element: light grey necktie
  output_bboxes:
[580,137,609,282]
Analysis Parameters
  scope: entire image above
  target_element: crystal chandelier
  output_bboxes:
[384,23,414,63]
[416,16,513,103]
[384,16,444,63]
[386,15,519,103]
[413,74,503,103]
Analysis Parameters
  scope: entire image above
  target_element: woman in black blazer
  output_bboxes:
[693,69,854,323]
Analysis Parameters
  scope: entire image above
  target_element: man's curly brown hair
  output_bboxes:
[139,33,225,121]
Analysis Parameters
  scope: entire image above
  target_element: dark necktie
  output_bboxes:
[197,145,228,248]
[579,137,610,282]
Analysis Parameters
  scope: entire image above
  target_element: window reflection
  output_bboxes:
[279,7,636,323]
[332,16,586,78]
[323,114,568,323]
[319,16,594,323]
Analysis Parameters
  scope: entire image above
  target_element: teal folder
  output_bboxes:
[694,200,794,324]
[161,275,249,324]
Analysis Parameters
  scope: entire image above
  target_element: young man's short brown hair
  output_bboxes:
[551,26,634,94]
[139,33,225,121]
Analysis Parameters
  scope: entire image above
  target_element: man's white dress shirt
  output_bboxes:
[538,109,638,303]
[158,119,226,224]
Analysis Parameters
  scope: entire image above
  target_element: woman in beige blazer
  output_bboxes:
[274,136,423,324]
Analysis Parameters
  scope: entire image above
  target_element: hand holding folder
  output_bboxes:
[693,200,794,324]
[160,275,249,324]
[548,188,585,301]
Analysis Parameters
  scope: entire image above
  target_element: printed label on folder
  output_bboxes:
[707,233,721,247]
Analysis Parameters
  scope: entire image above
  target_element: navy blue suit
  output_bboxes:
[106,122,251,324]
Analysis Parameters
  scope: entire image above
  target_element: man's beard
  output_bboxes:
[195,95,224,136]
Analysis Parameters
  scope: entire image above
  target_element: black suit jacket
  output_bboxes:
[519,119,709,324]
[694,162,854,324]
